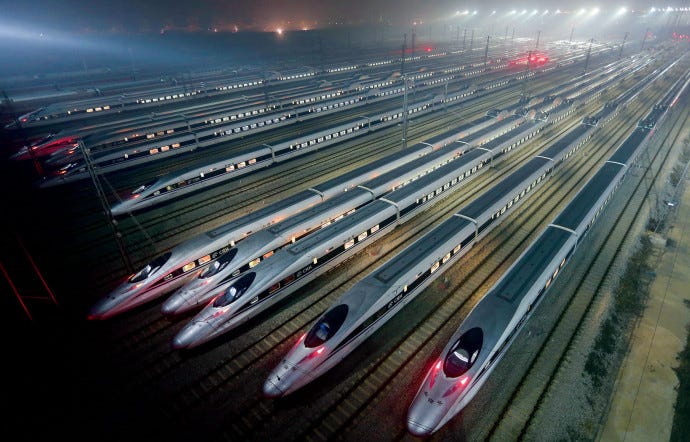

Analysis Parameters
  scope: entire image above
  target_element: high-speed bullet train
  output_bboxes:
[100,79,493,216]
[86,107,497,320]
[406,64,688,438]
[86,52,628,319]
[163,60,646,319]
[33,62,460,170]
[100,54,617,217]
[259,72,635,397]
[37,62,504,189]
[9,134,80,161]
[35,88,378,186]
[170,98,569,349]
[8,67,319,129]
[161,111,522,315]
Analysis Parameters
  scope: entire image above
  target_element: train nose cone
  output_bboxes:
[161,292,194,316]
[262,378,285,398]
[87,296,120,320]
[406,419,434,438]
[172,321,214,349]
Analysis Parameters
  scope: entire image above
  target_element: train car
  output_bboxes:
[406,67,687,437]
[165,66,638,319]
[88,56,622,320]
[160,112,525,315]
[259,89,618,396]
[86,133,446,320]
[98,94,448,216]
[171,109,554,349]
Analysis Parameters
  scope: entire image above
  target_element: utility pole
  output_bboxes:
[79,140,132,273]
[619,32,629,58]
[411,27,416,58]
[535,30,541,49]
[401,33,407,75]
[521,50,532,99]
[583,38,594,75]
[463,28,467,49]
[402,75,409,149]
[319,32,324,73]
[470,29,474,51]
[569,26,575,43]
[484,35,490,65]
[128,47,135,80]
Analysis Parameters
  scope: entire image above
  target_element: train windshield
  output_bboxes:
[213,272,256,307]
[199,248,238,278]
[129,252,172,283]
[443,327,483,378]
[305,304,349,348]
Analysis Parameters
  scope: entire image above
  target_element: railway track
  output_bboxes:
[270,77,676,442]
[36,61,633,300]
[63,65,673,442]
[37,90,535,288]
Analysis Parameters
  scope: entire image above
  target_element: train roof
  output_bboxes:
[552,162,623,232]
[462,157,550,219]
[539,122,590,159]
[374,215,471,284]
[207,189,318,239]
[608,128,650,165]
[492,227,572,305]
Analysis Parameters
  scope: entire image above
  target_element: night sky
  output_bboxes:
[1,0,662,33]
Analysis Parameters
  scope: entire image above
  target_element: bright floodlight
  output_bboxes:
[472,10,477,15]
[510,9,517,15]
[650,7,656,13]
[577,8,587,15]
[555,9,561,14]
[520,9,527,15]
[666,6,673,12]
[616,7,627,16]
[276,28,283,35]
[542,10,549,15]
[590,7,600,15]
[491,10,496,15]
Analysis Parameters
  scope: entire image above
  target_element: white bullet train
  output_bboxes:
[160,109,522,315]
[86,101,502,320]
[405,64,688,437]
[87,53,631,320]
[170,97,575,349]
[259,59,672,400]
